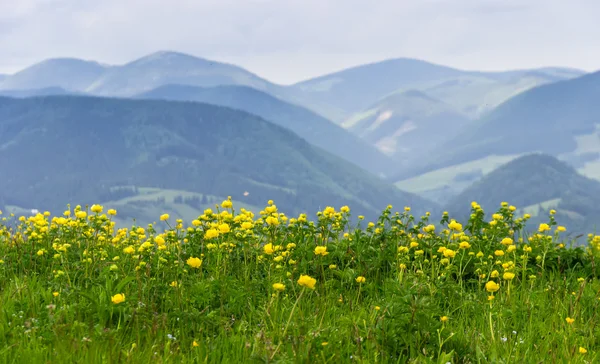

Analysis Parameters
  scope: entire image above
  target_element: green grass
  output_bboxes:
[1,201,600,362]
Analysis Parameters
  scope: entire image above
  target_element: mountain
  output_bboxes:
[412,70,585,119]
[444,154,600,235]
[342,90,470,158]
[0,87,76,98]
[0,58,107,91]
[394,70,600,180]
[289,58,467,121]
[136,84,393,175]
[289,59,584,122]
[86,51,278,96]
[390,70,600,205]
[0,95,437,224]
[0,74,7,83]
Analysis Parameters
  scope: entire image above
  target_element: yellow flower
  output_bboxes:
[476,251,484,258]
[579,347,587,354]
[410,241,419,248]
[440,316,448,323]
[556,226,566,232]
[111,293,125,304]
[221,199,233,209]
[218,223,230,233]
[75,211,87,219]
[523,213,531,219]
[297,275,316,289]
[107,209,117,216]
[423,224,435,233]
[90,204,103,213]
[374,306,381,311]
[314,246,329,256]
[241,221,253,230]
[494,250,505,256]
[123,246,135,254]
[448,220,462,231]
[566,317,575,324]
[186,257,203,269]
[356,276,366,283]
[443,249,456,258]
[170,281,178,288]
[160,214,170,221]
[53,292,59,297]
[205,228,219,239]
[272,283,285,292]
[491,270,499,278]
[538,223,551,232]
[459,241,471,249]
[263,243,274,255]
[503,272,515,280]
[193,340,200,347]
[501,237,513,246]
[507,245,517,253]
[485,281,500,293]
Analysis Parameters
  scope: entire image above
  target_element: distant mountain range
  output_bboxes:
[135,84,393,175]
[0,51,584,123]
[1,51,597,225]
[0,95,437,225]
[445,154,600,236]
[289,59,584,122]
[392,70,600,203]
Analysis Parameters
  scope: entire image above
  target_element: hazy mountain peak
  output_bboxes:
[87,51,274,96]
[126,50,214,67]
[0,58,107,91]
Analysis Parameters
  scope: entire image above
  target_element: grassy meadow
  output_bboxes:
[1,199,599,363]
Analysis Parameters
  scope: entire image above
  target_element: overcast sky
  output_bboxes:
[0,0,598,84]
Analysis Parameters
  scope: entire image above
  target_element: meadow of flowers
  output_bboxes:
[1,199,599,363]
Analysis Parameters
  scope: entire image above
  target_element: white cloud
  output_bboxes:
[0,0,599,83]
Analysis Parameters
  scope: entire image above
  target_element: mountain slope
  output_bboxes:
[0,58,107,91]
[343,90,470,158]
[87,51,278,96]
[0,95,437,222]
[392,70,600,182]
[444,154,600,234]
[288,59,584,122]
[288,58,467,121]
[0,87,76,98]
[136,84,393,175]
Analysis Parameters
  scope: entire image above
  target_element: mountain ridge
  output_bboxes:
[136,84,393,175]
[0,95,438,223]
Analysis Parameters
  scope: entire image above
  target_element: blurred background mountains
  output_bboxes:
[1,50,599,236]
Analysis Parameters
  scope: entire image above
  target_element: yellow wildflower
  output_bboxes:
[111,293,125,304]
[485,281,500,293]
[297,275,316,289]
[314,246,329,256]
[186,257,202,269]
[272,283,285,292]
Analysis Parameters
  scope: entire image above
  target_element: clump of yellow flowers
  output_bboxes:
[0,199,596,362]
